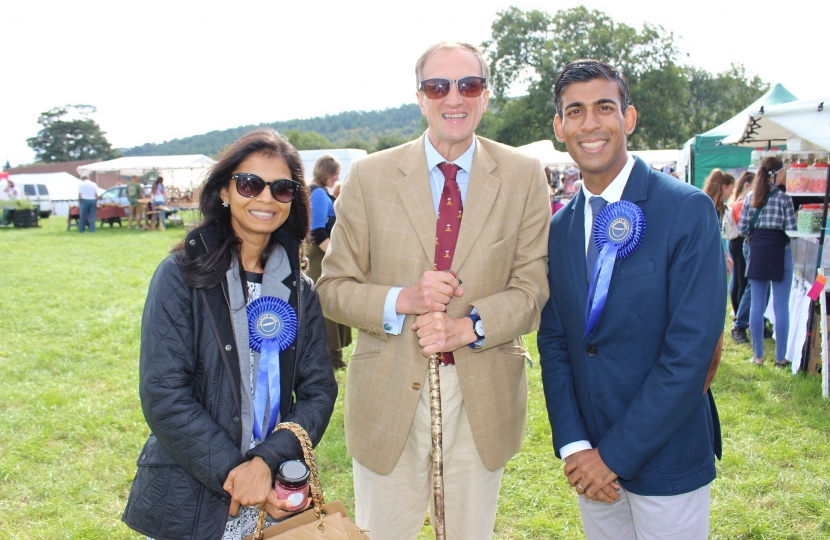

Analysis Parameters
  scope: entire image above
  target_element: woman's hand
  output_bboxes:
[224,457,273,517]
[263,489,312,519]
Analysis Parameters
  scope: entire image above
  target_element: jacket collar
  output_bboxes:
[563,155,651,320]
[184,222,302,278]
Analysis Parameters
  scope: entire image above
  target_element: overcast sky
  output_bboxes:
[2,0,826,167]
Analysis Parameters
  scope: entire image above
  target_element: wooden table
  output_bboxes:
[67,206,126,230]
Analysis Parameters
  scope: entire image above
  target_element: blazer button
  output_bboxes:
[412,382,422,391]
[225,344,232,351]
[587,346,597,356]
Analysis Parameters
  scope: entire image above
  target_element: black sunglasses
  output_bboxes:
[419,77,487,99]
[231,173,301,203]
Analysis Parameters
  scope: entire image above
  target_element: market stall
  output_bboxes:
[684,84,798,187]
[76,154,216,196]
[723,96,830,395]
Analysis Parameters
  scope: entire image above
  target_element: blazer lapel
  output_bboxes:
[621,156,651,203]
[396,134,440,264]
[568,190,589,311]
[452,137,500,270]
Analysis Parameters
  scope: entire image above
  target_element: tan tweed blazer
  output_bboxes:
[316,133,550,474]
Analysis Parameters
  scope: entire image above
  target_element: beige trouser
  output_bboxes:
[352,364,504,540]
[579,483,711,539]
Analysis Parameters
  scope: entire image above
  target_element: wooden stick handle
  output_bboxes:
[429,354,445,540]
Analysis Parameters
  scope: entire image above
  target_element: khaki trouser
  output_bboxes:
[352,365,503,539]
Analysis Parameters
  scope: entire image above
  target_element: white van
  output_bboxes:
[21,183,52,218]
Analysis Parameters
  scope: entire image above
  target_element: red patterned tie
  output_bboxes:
[434,162,462,365]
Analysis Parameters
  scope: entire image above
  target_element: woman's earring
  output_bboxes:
[222,200,229,208]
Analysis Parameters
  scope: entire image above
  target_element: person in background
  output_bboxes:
[122,129,337,540]
[78,175,98,233]
[702,169,736,274]
[4,179,20,199]
[738,157,796,368]
[306,154,352,369]
[728,172,756,344]
[562,166,580,198]
[126,175,143,229]
[152,176,167,230]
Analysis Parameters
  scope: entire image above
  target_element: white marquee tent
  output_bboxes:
[516,140,574,167]
[721,96,830,150]
[77,155,217,190]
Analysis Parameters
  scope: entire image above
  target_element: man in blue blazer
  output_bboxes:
[538,59,725,539]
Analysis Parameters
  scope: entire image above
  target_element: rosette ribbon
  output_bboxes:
[584,200,645,338]
[247,296,298,441]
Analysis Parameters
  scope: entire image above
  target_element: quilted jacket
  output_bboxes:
[122,224,338,540]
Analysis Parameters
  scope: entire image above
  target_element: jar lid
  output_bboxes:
[277,460,310,487]
[816,163,829,168]
[791,163,808,168]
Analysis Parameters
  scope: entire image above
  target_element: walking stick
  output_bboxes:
[428,353,446,540]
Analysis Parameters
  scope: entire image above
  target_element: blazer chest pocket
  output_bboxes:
[483,235,512,260]
[614,260,655,282]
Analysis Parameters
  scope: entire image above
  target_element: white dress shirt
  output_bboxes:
[382,133,476,335]
[561,155,635,460]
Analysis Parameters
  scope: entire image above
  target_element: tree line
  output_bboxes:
[478,6,768,150]
[25,7,768,164]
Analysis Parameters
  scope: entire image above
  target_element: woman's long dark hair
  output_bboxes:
[752,156,783,209]
[174,128,310,289]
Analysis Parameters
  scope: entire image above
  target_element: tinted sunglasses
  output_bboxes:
[419,77,487,99]
[231,173,301,203]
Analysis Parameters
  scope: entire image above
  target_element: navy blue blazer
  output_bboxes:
[538,157,725,496]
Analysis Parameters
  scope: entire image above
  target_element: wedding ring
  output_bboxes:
[577,482,584,491]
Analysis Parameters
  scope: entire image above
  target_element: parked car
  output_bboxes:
[21,183,52,218]
[99,185,131,209]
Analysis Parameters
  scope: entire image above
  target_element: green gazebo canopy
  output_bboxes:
[689,84,798,187]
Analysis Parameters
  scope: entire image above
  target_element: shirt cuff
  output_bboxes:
[560,440,592,460]
[383,287,406,335]
[469,307,484,348]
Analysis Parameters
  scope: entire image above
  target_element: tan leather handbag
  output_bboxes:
[243,422,370,540]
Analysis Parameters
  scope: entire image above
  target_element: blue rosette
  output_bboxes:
[584,201,645,337]
[247,296,298,441]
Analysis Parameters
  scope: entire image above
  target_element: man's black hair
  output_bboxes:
[553,59,631,118]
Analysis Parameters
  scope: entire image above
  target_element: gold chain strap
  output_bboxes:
[253,422,326,540]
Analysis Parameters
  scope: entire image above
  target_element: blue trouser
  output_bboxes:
[78,199,97,233]
[749,247,793,360]
[734,242,751,328]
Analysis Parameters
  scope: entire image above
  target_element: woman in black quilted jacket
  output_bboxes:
[123,129,338,540]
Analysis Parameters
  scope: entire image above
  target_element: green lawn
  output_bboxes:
[1,217,829,539]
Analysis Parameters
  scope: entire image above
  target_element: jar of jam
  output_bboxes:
[274,460,310,511]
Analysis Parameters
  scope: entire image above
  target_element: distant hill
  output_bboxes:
[121,103,424,157]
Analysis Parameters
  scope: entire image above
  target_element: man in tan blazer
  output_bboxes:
[316,41,550,539]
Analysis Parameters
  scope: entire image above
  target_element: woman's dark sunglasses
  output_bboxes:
[419,77,487,100]
[231,173,301,203]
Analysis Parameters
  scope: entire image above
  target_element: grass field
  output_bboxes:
[1,217,829,539]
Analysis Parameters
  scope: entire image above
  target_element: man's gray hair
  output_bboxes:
[415,41,490,90]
